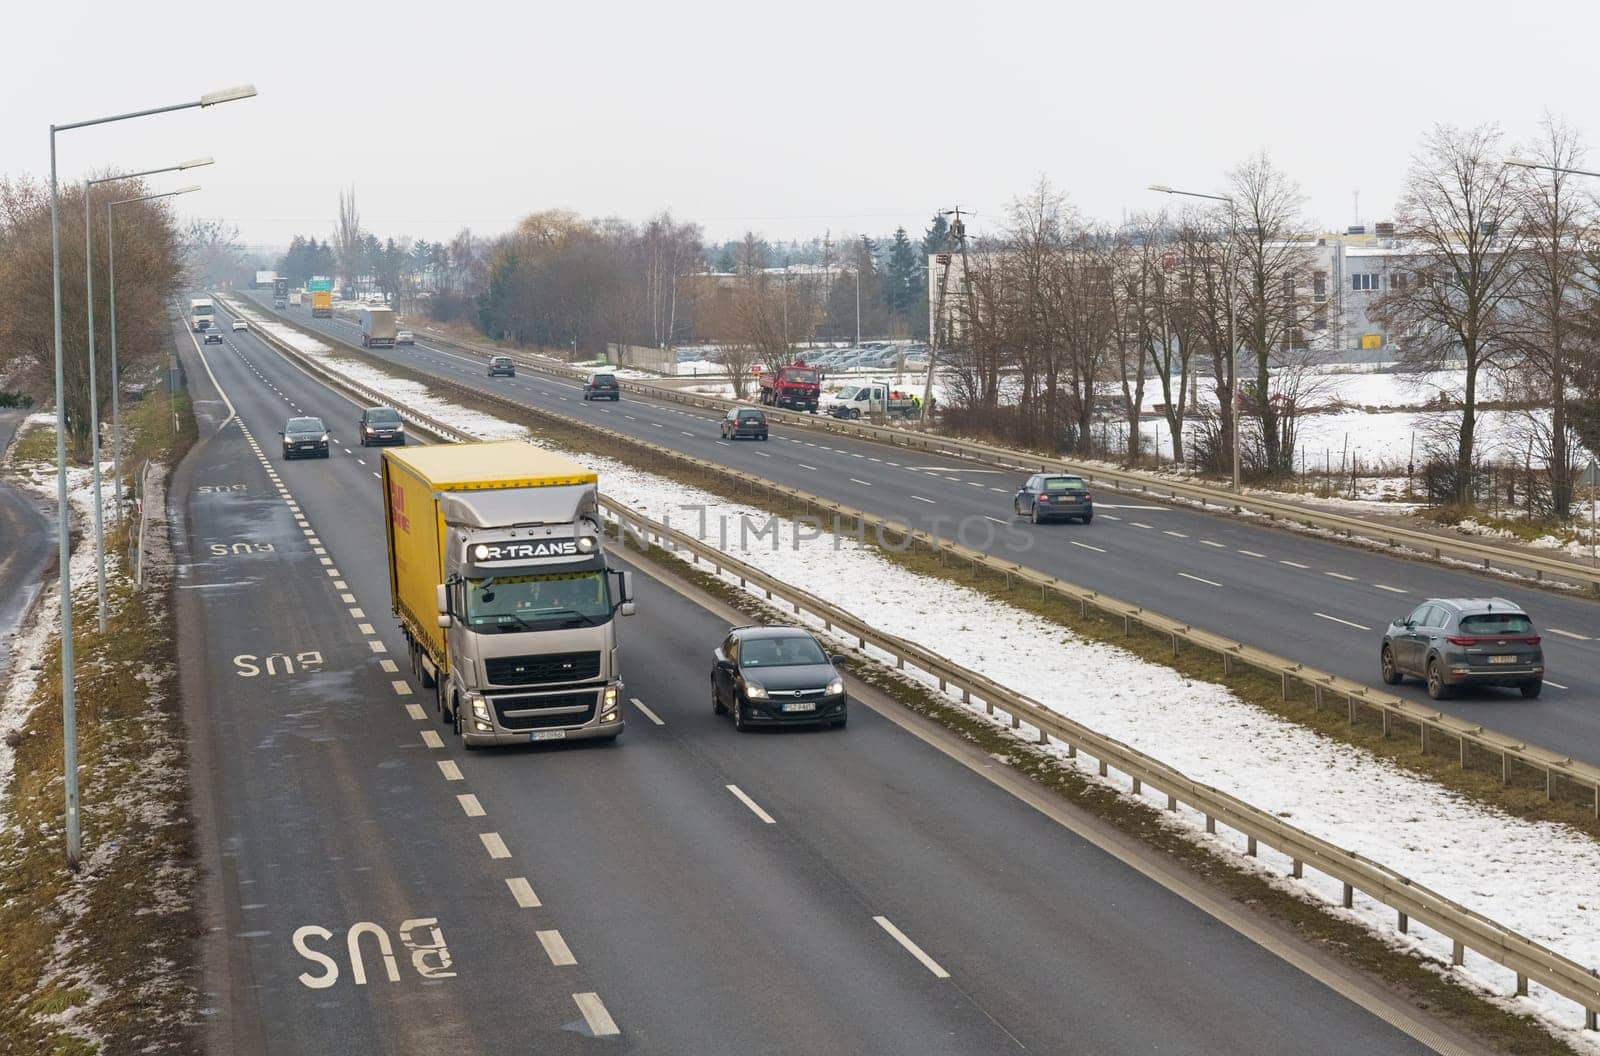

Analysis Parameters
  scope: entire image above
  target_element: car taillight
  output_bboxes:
[1081,493,1093,502]
[1445,636,1475,646]
[1522,635,1541,645]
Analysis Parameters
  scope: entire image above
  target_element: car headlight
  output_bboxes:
[320,433,329,442]
[394,423,404,431]
[826,677,844,696]
[743,682,768,700]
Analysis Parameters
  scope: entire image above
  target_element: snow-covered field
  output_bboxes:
[243,310,1600,1048]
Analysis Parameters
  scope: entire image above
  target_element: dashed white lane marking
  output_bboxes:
[1098,514,1121,521]
[911,495,936,504]
[1178,572,1223,587]
[1547,627,1591,641]
[989,487,1008,493]
[629,698,665,725]
[983,515,1008,525]
[726,784,776,824]
[379,658,399,673]
[873,916,950,979]
[369,640,388,653]
[538,930,578,966]
[325,568,340,578]
[1070,541,1106,553]
[850,478,872,486]
[1163,530,1188,538]
[1201,540,1226,548]
[967,481,984,488]
[573,993,620,1037]
[1239,549,1266,558]
[421,730,445,749]
[457,794,486,818]
[1375,584,1409,594]
[798,463,818,471]
[1280,560,1310,569]
[1544,680,1569,689]
[405,704,427,721]
[507,877,541,908]
[349,607,365,618]
[391,680,413,696]
[1131,522,1155,530]
[438,760,463,781]
[358,622,376,635]
[343,593,358,604]
[480,832,511,859]
[1313,612,1371,631]
[319,557,334,566]
[1324,571,1357,581]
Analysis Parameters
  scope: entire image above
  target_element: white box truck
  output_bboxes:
[360,306,398,348]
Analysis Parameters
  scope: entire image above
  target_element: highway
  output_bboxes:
[173,307,1449,1053]
[0,408,53,677]
[245,292,1600,768]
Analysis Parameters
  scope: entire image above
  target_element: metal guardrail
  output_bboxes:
[231,295,1600,1033]
[229,295,1600,820]
[410,323,1600,592]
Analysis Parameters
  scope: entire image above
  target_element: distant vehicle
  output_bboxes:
[382,441,634,748]
[824,384,921,420]
[720,407,768,440]
[189,297,215,332]
[1380,598,1545,700]
[395,330,415,346]
[273,298,287,309]
[488,356,516,378]
[272,277,289,300]
[712,625,848,731]
[582,373,620,401]
[1014,474,1093,524]
[757,361,821,412]
[358,406,406,447]
[254,270,278,288]
[288,290,303,307]
[360,306,398,348]
[232,320,248,332]
[203,330,224,345]
[279,416,330,460]
[310,289,333,318]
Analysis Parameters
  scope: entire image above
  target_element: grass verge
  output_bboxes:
[0,389,199,1055]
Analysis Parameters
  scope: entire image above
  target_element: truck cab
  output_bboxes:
[758,362,821,413]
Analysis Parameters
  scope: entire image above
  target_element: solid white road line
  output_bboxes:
[1178,572,1223,587]
[1280,560,1310,569]
[1544,680,1569,690]
[573,993,620,1037]
[405,704,427,721]
[1374,584,1409,594]
[1070,540,1106,553]
[480,832,511,859]
[726,784,776,824]
[438,760,463,781]
[538,930,578,966]
[1324,571,1357,581]
[1313,612,1371,631]
[506,877,541,908]
[1547,627,1591,641]
[629,697,665,725]
[872,916,950,979]
[911,495,936,504]
[421,730,445,749]
[457,793,486,818]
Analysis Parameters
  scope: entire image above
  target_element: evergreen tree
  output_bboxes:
[922,212,950,257]
[885,226,921,316]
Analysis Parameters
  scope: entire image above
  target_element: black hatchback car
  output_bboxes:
[1014,474,1094,524]
[1380,598,1545,699]
[712,626,848,730]
[488,356,516,377]
[720,407,769,440]
[357,406,405,447]
[583,373,621,401]
[280,416,330,460]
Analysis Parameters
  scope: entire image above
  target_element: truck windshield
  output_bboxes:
[467,571,612,631]
[786,369,818,384]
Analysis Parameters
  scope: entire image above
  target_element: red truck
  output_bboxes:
[757,361,822,412]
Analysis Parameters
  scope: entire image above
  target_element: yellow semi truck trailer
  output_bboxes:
[382,441,634,748]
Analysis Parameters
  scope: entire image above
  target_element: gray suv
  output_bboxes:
[1380,598,1544,700]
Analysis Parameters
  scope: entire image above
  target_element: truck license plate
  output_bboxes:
[782,701,816,713]
[1488,655,1517,665]
[530,729,567,741]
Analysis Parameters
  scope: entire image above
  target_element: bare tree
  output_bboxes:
[1132,214,1194,461]
[1374,124,1525,503]
[333,186,362,291]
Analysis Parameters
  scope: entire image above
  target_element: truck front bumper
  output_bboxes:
[462,716,624,748]
[461,681,626,747]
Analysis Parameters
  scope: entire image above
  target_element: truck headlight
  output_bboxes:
[603,685,618,707]
[577,537,597,553]
[743,682,767,700]
[826,677,844,696]
[474,545,489,561]
[470,694,490,719]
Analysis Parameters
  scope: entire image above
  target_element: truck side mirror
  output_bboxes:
[621,571,635,604]
[436,613,453,628]
[436,583,451,619]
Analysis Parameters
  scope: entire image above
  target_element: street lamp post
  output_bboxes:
[108,183,202,524]
[1150,183,1241,492]
[84,161,212,632]
[48,84,254,868]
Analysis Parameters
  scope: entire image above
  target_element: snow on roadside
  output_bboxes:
[242,302,1600,1047]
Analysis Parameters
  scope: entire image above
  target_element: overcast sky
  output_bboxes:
[6,0,1596,255]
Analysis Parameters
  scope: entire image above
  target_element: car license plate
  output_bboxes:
[530,729,567,741]
[782,701,816,713]
[1488,655,1518,665]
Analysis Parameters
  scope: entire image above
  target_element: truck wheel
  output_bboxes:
[451,693,464,736]
[848,408,861,420]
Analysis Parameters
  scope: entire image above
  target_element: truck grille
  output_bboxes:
[485,651,601,685]
[493,690,597,730]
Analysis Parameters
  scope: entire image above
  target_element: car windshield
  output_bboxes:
[367,408,400,424]
[1459,613,1534,635]
[287,418,324,432]
[1042,477,1086,492]
[466,571,613,630]
[739,635,828,667]
[835,387,861,400]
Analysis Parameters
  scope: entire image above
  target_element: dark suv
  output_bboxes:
[280,416,330,460]
[712,626,848,731]
[488,356,516,378]
[1014,474,1093,524]
[583,373,621,401]
[719,407,768,440]
[1380,598,1545,699]
[358,406,405,447]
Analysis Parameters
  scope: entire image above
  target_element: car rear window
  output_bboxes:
[1459,613,1534,635]
[1042,477,1086,492]
[592,375,617,385]
[738,410,764,419]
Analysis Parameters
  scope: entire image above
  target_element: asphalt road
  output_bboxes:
[0,409,53,676]
[245,293,1600,768]
[171,309,1445,1053]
